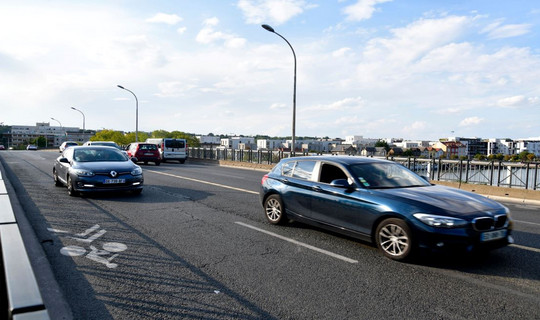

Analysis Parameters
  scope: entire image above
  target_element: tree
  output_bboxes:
[375,140,390,152]
[37,136,47,148]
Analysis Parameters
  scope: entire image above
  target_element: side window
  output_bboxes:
[319,163,348,184]
[292,161,316,180]
[64,148,74,161]
[282,161,295,177]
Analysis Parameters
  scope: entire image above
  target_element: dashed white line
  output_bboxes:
[146,170,259,195]
[510,244,540,253]
[235,221,359,264]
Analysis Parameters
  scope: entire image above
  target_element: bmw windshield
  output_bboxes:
[349,162,430,189]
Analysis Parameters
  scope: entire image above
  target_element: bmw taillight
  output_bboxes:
[261,174,269,185]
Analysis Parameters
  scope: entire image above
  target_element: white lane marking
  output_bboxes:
[146,170,259,195]
[235,221,359,264]
[514,219,540,227]
[510,244,540,253]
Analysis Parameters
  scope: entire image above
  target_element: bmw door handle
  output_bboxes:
[312,186,322,192]
[281,179,289,184]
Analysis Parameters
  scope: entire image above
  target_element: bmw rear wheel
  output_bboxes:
[375,218,412,261]
[264,194,286,225]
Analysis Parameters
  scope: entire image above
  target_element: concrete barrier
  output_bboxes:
[0,174,49,319]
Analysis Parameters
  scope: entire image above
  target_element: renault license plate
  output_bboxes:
[480,229,507,242]
[104,179,125,184]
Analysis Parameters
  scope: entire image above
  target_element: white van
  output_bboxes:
[145,138,188,163]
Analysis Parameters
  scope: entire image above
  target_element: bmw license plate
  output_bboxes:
[480,229,507,242]
[104,179,125,184]
[144,153,153,155]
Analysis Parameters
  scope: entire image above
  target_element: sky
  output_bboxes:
[1,0,539,141]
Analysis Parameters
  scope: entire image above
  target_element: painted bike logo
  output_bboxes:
[48,224,127,269]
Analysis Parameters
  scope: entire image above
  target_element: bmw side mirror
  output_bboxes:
[131,157,138,163]
[59,158,70,164]
[330,179,352,189]
[420,175,430,182]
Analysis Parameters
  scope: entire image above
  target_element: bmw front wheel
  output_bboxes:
[375,218,413,261]
[264,194,286,225]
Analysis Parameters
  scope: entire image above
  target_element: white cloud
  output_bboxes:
[459,117,484,127]
[237,0,313,25]
[196,17,246,48]
[343,0,392,21]
[146,13,183,25]
[305,97,364,111]
[177,27,187,34]
[481,20,532,39]
[496,95,526,107]
[270,103,287,109]
[332,47,352,57]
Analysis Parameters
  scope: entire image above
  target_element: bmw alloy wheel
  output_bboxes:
[376,218,412,261]
[264,195,286,224]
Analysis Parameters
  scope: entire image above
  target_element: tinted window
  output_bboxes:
[139,144,157,150]
[282,161,295,177]
[164,139,185,148]
[319,163,348,184]
[74,149,127,162]
[292,161,316,180]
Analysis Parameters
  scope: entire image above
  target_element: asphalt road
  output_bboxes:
[1,150,539,320]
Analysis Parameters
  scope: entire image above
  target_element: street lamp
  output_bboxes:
[50,117,62,127]
[51,117,66,144]
[70,107,85,138]
[262,24,297,156]
[117,85,139,142]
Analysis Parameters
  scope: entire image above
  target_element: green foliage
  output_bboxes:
[37,136,47,148]
[375,140,390,151]
[150,130,200,147]
[473,154,486,161]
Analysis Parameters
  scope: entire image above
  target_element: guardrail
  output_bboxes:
[0,171,50,320]
[188,148,540,190]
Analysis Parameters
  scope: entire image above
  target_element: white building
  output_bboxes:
[345,135,378,147]
[515,139,540,156]
[257,139,284,150]
[197,135,221,147]
[487,139,516,156]
[221,137,256,149]
[9,122,93,147]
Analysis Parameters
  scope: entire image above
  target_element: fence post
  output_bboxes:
[437,158,442,181]
[465,160,470,183]
[497,162,502,187]
[535,164,538,191]
[525,163,530,190]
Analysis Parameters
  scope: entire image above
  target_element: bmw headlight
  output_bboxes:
[72,169,94,177]
[131,167,143,176]
[413,213,468,228]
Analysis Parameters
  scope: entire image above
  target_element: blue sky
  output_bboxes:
[1,0,539,140]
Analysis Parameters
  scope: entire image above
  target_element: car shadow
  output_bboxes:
[279,220,540,282]
[78,184,214,203]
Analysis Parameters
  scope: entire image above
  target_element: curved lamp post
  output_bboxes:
[70,107,85,136]
[117,85,139,142]
[261,24,297,156]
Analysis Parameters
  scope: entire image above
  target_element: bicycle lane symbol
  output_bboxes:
[47,224,128,269]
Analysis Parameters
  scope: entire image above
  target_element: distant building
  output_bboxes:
[257,139,284,150]
[221,137,256,149]
[197,135,221,148]
[7,122,93,147]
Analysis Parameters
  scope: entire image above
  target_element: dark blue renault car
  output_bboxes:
[260,156,513,261]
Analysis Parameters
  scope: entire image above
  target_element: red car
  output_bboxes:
[126,143,161,166]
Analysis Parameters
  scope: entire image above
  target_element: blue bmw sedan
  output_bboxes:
[260,156,512,261]
[53,146,144,196]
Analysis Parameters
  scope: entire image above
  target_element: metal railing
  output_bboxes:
[188,148,540,190]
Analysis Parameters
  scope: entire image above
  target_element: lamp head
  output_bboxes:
[261,24,275,33]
